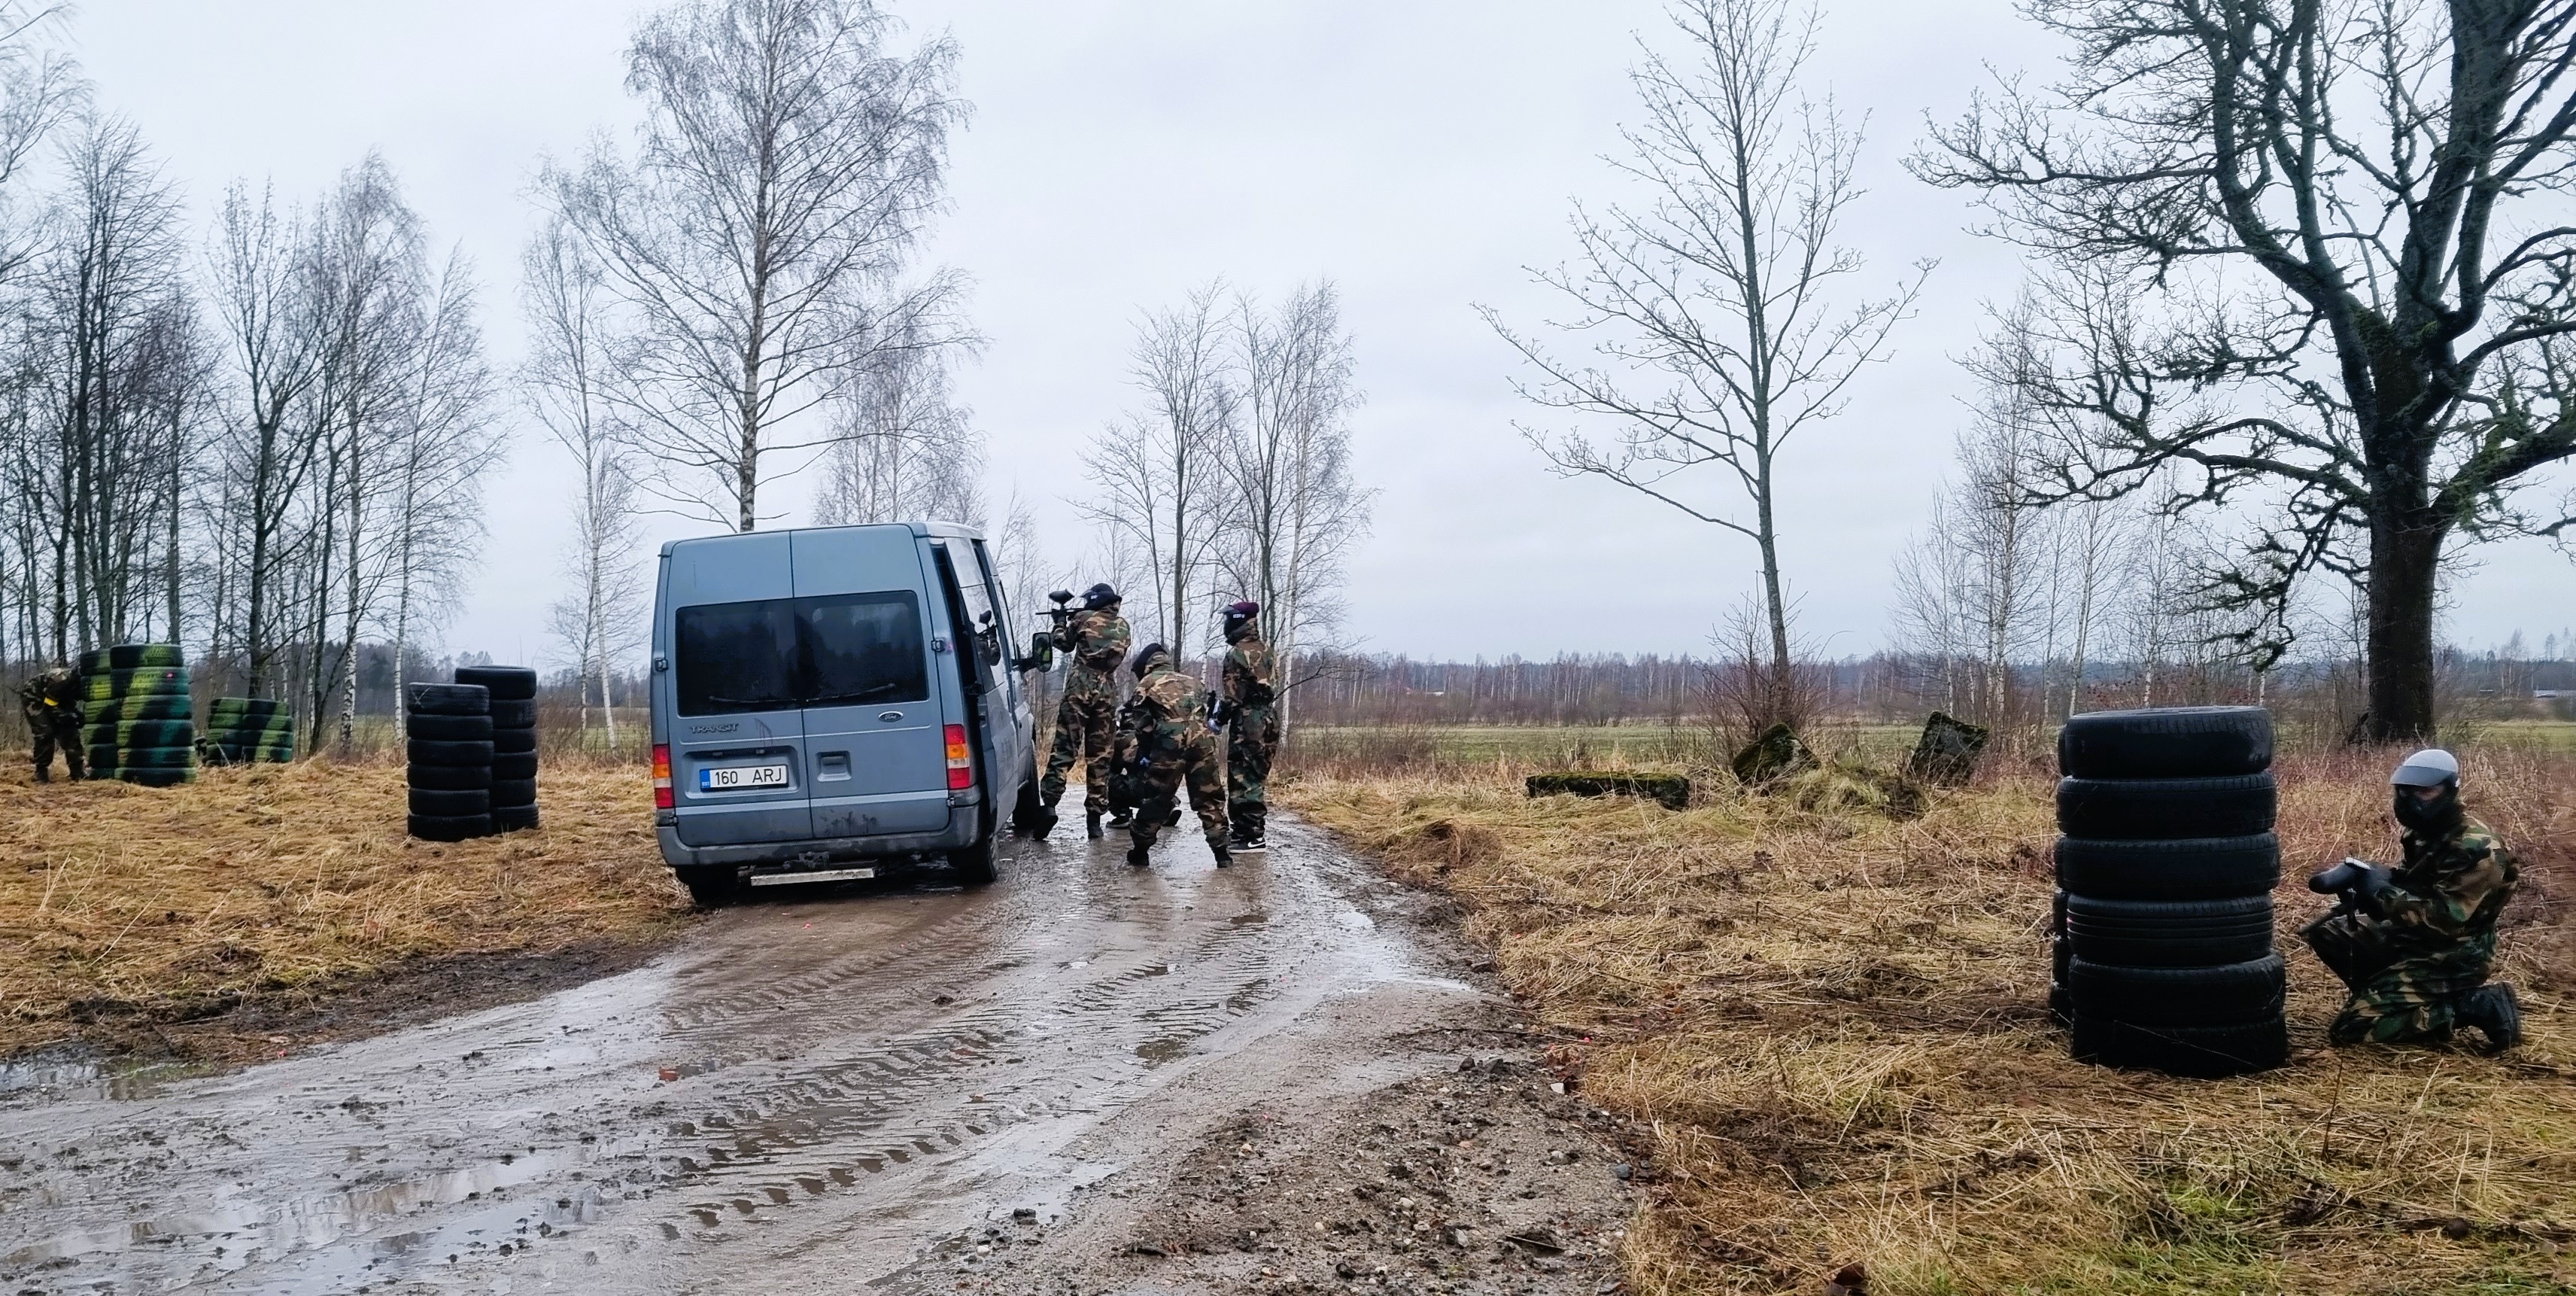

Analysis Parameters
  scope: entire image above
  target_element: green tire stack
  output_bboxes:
[79,644,197,787]
[205,697,294,765]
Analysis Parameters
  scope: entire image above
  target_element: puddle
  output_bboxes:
[0,1054,194,1101]
[1133,1038,1189,1066]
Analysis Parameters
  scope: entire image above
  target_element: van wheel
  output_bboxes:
[949,831,999,887]
[676,866,738,908]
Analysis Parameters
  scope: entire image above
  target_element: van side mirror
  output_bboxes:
[1013,633,1056,674]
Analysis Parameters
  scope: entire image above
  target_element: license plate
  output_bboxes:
[701,763,789,790]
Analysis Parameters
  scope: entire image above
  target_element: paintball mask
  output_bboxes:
[2390,747,2463,836]
[1130,643,1169,677]
[1221,599,1259,640]
[1082,583,1120,610]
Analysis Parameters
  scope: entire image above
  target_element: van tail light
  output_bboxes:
[652,745,674,809]
[944,724,973,789]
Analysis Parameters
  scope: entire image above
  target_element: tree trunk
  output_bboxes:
[2365,521,2443,742]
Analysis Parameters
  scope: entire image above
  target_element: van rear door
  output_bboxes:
[666,533,814,847]
[791,527,952,838]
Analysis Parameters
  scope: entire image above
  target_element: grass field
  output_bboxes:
[1285,745,2576,1295]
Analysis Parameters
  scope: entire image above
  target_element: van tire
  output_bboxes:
[2055,774,2277,840]
[949,826,999,886]
[676,866,737,908]
[2057,706,2274,779]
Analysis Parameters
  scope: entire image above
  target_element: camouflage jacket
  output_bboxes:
[1222,628,1275,711]
[2362,817,2517,948]
[17,667,80,725]
[1054,609,1131,701]
[1129,663,1213,753]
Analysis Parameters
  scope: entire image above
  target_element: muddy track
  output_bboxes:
[0,815,1634,1295]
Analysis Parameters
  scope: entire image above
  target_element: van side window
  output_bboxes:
[949,557,1000,668]
[673,592,929,716]
[676,600,800,716]
[803,593,930,705]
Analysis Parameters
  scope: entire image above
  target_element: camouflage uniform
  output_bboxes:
[1220,622,1278,842]
[1104,693,1147,823]
[1126,660,1228,859]
[19,667,86,781]
[2302,817,2518,1045]
[1037,606,1131,815]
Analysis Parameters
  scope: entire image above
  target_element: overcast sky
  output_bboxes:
[71,0,2576,665]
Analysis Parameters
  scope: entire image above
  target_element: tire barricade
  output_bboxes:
[458,665,540,833]
[2054,705,2287,1078]
[408,683,494,841]
[203,698,294,765]
[77,644,196,787]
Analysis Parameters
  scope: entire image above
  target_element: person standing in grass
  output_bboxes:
[1214,600,1277,851]
[2303,749,2523,1052]
[18,665,85,783]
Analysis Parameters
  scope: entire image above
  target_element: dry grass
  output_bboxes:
[1287,746,2576,1295]
[1,756,687,1057]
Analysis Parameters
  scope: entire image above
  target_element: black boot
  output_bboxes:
[1125,841,1151,868]
[1107,808,1133,828]
[1211,844,1230,869]
[1029,799,1060,841]
[2456,983,2523,1054]
[32,767,49,784]
[1086,811,1104,840]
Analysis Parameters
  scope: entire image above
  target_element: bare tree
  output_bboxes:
[1484,0,1926,696]
[206,181,324,698]
[815,316,983,527]
[1915,0,2576,741]
[1211,280,1370,730]
[523,215,636,739]
[1083,283,1235,650]
[543,0,968,532]
[0,2,80,284]
[383,248,498,738]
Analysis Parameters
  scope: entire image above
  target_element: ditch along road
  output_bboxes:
[0,814,1642,1295]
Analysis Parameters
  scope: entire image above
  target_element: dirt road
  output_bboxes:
[0,817,1639,1295]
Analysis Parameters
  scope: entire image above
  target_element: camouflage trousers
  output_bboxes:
[1040,692,1116,815]
[1132,732,1228,856]
[27,708,83,780]
[2303,911,2496,1045]
[1226,706,1277,839]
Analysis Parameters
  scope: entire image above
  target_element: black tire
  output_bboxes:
[488,777,537,808]
[490,726,538,755]
[409,813,493,842]
[2065,954,2286,1027]
[454,665,538,701]
[491,804,541,832]
[949,825,999,886]
[205,696,285,720]
[488,698,537,728]
[2049,981,2073,1028]
[2053,934,2070,982]
[676,866,738,908]
[79,643,185,673]
[2054,834,2280,900]
[409,787,490,816]
[2057,706,2274,780]
[408,762,493,791]
[82,667,189,701]
[90,719,196,749]
[406,713,494,741]
[491,753,538,780]
[407,683,489,716]
[86,695,193,723]
[2070,1013,2287,1078]
[118,766,196,788]
[2056,774,2276,840]
[407,738,494,768]
[2063,894,2276,967]
[96,744,194,770]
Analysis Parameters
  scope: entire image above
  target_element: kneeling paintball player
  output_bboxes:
[1122,643,1229,869]
[2301,748,2521,1053]
[20,664,85,783]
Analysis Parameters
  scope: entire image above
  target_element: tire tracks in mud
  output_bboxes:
[0,817,1451,1295]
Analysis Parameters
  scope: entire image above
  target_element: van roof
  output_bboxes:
[658,520,982,557]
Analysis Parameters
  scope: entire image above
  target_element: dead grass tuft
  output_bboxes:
[1,756,686,1057]
[1289,746,2576,1295]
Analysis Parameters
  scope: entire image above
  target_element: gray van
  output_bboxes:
[648,522,1040,905]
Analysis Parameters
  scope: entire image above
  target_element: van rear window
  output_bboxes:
[674,592,929,716]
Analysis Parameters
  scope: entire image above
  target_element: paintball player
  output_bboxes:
[1122,643,1229,869]
[1033,583,1131,839]
[1104,690,1147,829]
[19,665,86,782]
[1212,600,1277,851]
[2301,749,2522,1052]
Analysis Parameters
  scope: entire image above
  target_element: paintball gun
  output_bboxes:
[1208,697,1237,731]
[2307,856,2390,911]
[1013,591,1074,673]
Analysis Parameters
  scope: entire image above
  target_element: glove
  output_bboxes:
[1208,698,1236,729]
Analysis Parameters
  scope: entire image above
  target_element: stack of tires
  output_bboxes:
[2055,706,2286,1078]
[458,666,539,833]
[407,683,494,841]
[203,698,293,765]
[78,645,196,787]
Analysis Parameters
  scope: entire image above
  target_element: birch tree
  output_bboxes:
[1083,284,1234,650]
[815,316,983,527]
[523,216,638,738]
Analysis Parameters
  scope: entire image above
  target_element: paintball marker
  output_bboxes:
[1013,591,1074,673]
[2307,856,2390,911]
[1208,697,1237,731]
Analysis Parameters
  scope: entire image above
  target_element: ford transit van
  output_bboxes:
[649,522,1039,905]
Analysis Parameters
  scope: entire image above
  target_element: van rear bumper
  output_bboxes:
[657,820,976,869]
